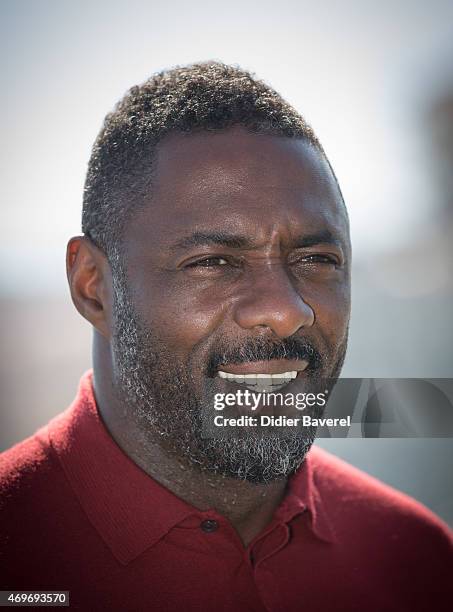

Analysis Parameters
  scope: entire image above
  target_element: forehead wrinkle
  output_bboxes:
[264,226,283,255]
[168,225,346,258]
[153,132,325,202]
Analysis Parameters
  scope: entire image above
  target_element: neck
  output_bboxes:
[93,363,287,547]
[127,436,287,547]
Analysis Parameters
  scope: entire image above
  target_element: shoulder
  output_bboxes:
[0,373,93,504]
[0,402,80,515]
[308,444,453,549]
[0,424,68,565]
[0,426,55,499]
[0,403,101,588]
[0,422,73,536]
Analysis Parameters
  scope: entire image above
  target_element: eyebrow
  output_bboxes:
[172,231,253,250]
[292,230,343,249]
[171,229,343,251]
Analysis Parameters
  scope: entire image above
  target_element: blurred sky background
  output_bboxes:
[1,0,453,524]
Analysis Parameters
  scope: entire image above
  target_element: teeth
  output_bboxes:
[217,370,298,386]
[217,370,297,379]
[272,372,298,379]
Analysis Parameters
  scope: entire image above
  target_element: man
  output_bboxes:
[1,62,452,611]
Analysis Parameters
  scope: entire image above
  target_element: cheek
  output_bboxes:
[306,281,351,344]
[133,276,230,356]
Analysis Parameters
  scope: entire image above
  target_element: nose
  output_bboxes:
[233,266,315,338]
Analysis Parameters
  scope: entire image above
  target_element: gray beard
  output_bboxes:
[110,265,346,484]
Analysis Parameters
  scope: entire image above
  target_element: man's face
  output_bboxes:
[110,127,351,483]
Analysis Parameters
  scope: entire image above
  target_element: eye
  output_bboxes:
[187,256,229,268]
[302,254,338,265]
[288,253,341,275]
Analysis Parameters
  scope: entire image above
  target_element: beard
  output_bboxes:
[111,265,348,484]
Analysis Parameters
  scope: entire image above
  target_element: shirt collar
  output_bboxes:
[49,371,334,565]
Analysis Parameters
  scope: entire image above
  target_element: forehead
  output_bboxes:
[127,127,349,250]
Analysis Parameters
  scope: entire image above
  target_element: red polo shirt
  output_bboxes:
[1,371,452,611]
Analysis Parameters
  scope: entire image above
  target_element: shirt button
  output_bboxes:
[200,519,219,533]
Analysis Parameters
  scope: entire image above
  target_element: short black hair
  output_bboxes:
[82,61,324,261]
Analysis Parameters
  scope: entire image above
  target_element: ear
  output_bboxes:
[66,236,112,339]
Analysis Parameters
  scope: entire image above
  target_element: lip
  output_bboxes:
[216,359,309,375]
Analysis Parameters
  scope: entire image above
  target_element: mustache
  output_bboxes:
[207,336,322,376]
